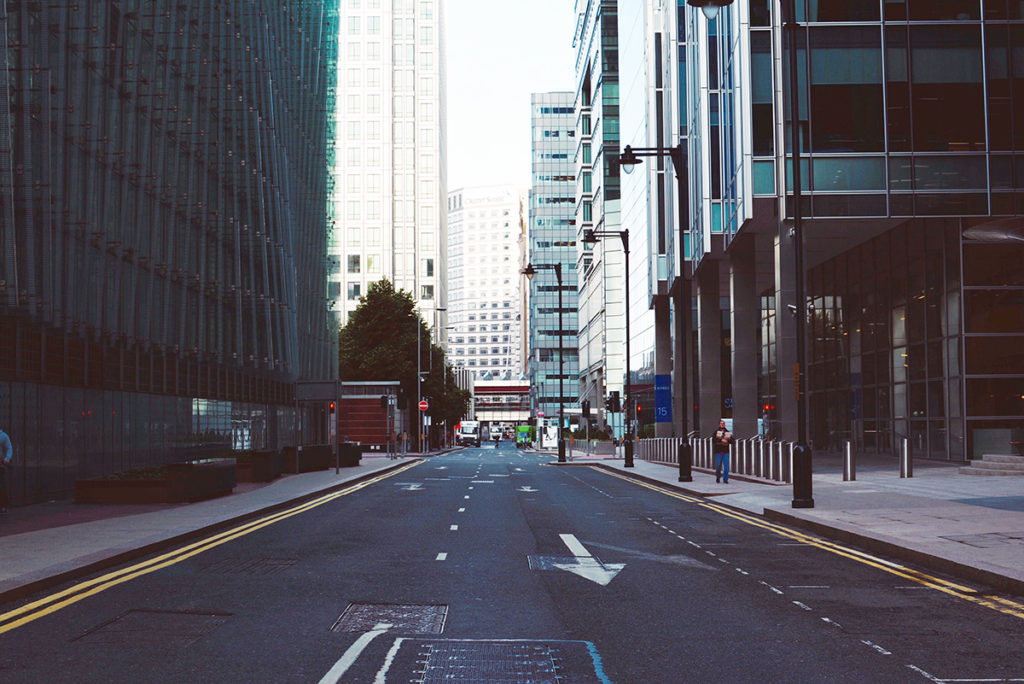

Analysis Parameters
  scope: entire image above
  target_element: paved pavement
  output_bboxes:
[2,448,1023,606]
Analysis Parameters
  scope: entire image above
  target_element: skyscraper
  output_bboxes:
[0,2,338,503]
[574,0,623,433]
[331,0,447,332]
[447,186,525,381]
[528,93,579,425]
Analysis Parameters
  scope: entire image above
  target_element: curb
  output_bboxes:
[0,459,420,606]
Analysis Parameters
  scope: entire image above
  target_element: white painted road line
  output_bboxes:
[861,640,892,655]
[560,534,592,558]
[450,525,459,531]
[436,553,448,561]
[319,622,392,684]
[793,601,813,611]
[458,507,466,513]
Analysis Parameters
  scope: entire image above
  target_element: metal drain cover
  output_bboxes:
[332,602,448,634]
[203,557,298,575]
[386,639,608,683]
[76,609,230,647]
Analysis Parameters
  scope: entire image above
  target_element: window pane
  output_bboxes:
[910,26,984,152]
[809,27,883,153]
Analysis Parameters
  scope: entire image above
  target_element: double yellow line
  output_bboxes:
[599,467,1024,620]
[0,461,420,635]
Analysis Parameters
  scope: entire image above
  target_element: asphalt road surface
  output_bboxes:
[1,443,1023,682]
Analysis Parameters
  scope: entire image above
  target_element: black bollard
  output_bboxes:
[558,438,566,463]
[791,443,814,508]
[678,442,693,482]
[624,439,634,467]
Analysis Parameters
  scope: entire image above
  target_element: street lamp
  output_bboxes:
[618,143,693,480]
[522,262,567,464]
[687,0,812,507]
[581,228,635,468]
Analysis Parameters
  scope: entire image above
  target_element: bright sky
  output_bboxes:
[445,0,578,191]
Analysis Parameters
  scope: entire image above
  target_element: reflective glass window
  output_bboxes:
[809,27,883,153]
[910,26,984,152]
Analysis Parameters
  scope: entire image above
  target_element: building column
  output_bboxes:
[730,235,759,439]
[775,227,799,442]
[697,259,722,435]
[655,295,673,437]
[673,276,692,438]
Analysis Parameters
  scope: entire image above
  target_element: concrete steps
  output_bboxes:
[960,453,1024,476]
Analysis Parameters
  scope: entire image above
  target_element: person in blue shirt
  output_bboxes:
[0,427,12,513]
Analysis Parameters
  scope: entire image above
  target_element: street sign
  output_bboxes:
[419,400,429,411]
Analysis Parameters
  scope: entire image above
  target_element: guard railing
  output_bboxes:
[636,436,795,484]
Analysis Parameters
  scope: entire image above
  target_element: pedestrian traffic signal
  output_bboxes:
[380,395,388,408]
[582,400,590,418]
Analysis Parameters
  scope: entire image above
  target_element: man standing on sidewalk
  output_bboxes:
[713,419,733,484]
[0,426,12,513]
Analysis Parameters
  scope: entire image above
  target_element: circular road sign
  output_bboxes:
[419,400,429,411]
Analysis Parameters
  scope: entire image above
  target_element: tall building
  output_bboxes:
[0,2,338,504]
[675,1,1024,461]
[574,0,624,434]
[331,0,447,333]
[446,186,525,381]
[527,93,580,426]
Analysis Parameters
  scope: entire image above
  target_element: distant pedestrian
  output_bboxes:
[0,426,12,513]
[713,419,733,484]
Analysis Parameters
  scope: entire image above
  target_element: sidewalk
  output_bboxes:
[2,449,1023,607]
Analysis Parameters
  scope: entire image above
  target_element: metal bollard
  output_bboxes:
[843,439,856,481]
[900,436,913,478]
[791,443,814,508]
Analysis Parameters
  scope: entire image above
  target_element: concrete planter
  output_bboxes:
[235,450,284,483]
[284,444,333,473]
[75,459,236,504]
[74,478,169,505]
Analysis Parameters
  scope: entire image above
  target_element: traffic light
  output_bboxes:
[380,395,388,408]
[610,391,621,413]
[604,395,612,412]
[581,400,590,418]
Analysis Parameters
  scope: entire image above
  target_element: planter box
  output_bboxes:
[284,444,333,473]
[339,443,362,468]
[167,459,236,503]
[235,450,284,483]
[74,478,169,505]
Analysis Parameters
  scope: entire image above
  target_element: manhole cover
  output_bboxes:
[384,639,608,683]
[76,609,231,647]
[203,557,298,575]
[331,602,448,634]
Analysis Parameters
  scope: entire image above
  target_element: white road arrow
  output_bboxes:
[398,483,423,491]
[517,486,538,493]
[552,534,625,586]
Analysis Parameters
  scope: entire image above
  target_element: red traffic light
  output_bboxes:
[329,402,335,411]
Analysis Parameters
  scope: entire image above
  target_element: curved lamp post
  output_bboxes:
[582,228,634,468]
[522,262,566,463]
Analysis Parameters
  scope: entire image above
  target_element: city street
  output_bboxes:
[1,444,1022,683]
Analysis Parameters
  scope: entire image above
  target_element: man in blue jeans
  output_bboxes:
[0,426,12,513]
[713,419,733,484]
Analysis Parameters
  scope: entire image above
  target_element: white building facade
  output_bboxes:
[331,0,448,330]
[446,186,526,381]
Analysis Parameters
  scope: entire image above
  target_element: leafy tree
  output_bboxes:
[338,279,470,448]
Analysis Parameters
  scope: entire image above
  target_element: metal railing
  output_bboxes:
[636,436,795,484]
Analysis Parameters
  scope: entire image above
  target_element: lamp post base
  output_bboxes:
[791,443,814,508]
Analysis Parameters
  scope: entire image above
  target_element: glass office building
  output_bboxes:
[574,0,624,428]
[528,93,579,423]
[0,2,338,503]
[681,1,1024,460]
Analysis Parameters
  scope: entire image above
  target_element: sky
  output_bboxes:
[444,0,579,192]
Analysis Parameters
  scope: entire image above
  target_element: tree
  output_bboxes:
[338,279,470,447]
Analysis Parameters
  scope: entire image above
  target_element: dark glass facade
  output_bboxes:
[0,2,338,503]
